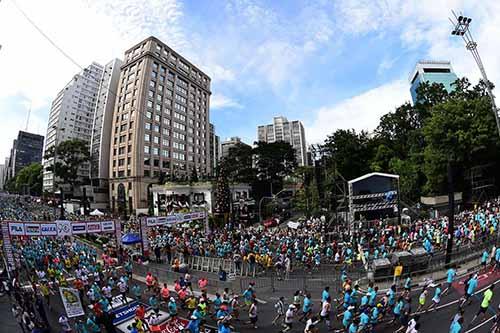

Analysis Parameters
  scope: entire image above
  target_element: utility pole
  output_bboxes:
[450,12,500,138]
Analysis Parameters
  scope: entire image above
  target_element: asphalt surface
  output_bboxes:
[4,266,499,333]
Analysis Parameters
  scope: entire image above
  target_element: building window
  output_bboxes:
[144,146,150,154]
[145,134,150,142]
[145,122,152,130]
[161,149,169,158]
[153,136,159,144]
[152,147,159,155]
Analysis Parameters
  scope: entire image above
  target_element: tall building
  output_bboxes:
[0,164,5,190]
[208,123,220,175]
[108,36,212,213]
[221,136,250,158]
[8,131,44,177]
[42,62,104,192]
[257,116,307,166]
[409,60,458,104]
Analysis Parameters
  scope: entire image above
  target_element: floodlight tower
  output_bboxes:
[450,12,500,138]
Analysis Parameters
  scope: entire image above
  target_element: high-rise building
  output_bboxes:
[409,60,458,104]
[209,123,220,175]
[0,164,6,190]
[108,36,212,213]
[42,62,104,192]
[221,136,250,158]
[82,59,123,210]
[257,116,307,166]
[7,131,44,177]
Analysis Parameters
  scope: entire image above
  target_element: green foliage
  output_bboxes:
[322,129,373,181]
[213,165,231,216]
[320,77,500,201]
[221,143,255,183]
[43,139,90,190]
[4,163,43,195]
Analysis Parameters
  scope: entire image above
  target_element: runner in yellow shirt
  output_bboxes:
[470,284,494,324]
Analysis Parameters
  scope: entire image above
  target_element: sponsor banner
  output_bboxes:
[56,220,72,237]
[140,217,149,256]
[60,287,84,318]
[112,301,139,325]
[101,220,115,232]
[146,212,206,227]
[2,223,14,269]
[115,309,167,332]
[150,317,216,333]
[86,222,101,233]
[41,223,57,236]
[71,223,87,234]
[115,220,122,246]
[25,223,41,236]
[8,222,25,236]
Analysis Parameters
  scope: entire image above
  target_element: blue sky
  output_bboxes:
[1,0,500,161]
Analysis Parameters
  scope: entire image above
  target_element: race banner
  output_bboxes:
[24,223,41,236]
[59,287,84,318]
[101,220,115,232]
[8,222,25,236]
[56,220,72,237]
[40,223,57,236]
[146,212,206,227]
[115,220,122,246]
[71,222,87,234]
[1,223,15,270]
[86,222,102,233]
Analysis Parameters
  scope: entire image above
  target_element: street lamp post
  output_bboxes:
[258,188,288,222]
[450,12,500,138]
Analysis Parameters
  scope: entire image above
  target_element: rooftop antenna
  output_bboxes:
[25,101,31,131]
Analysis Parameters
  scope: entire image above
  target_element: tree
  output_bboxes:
[213,165,231,223]
[322,129,373,181]
[43,139,90,192]
[14,163,43,196]
[422,83,500,195]
[253,141,297,196]
[221,143,255,183]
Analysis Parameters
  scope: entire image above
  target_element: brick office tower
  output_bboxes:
[109,37,212,214]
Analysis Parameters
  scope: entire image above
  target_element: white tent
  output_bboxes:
[89,209,105,216]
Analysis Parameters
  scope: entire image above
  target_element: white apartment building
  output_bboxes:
[257,116,308,166]
[43,62,104,192]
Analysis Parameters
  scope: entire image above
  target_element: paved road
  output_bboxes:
[5,266,499,333]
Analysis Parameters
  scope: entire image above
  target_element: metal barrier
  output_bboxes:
[133,262,234,295]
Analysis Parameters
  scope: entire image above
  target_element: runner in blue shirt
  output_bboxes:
[444,266,456,295]
[322,286,330,303]
[342,306,353,329]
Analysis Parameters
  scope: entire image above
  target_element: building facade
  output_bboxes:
[85,59,123,210]
[220,136,250,159]
[0,164,5,190]
[108,37,212,214]
[208,123,220,175]
[257,116,307,166]
[409,60,458,104]
[43,62,104,192]
[8,131,44,177]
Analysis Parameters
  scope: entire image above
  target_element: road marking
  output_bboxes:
[465,316,495,332]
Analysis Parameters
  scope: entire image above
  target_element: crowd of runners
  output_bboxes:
[1,195,500,332]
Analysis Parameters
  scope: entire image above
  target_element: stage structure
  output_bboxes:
[348,172,401,232]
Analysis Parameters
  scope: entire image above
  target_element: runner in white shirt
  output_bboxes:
[118,280,128,304]
[282,305,295,332]
[304,315,320,333]
[320,297,332,330]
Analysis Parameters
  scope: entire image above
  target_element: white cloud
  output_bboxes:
[0,0,184,159]
[307,80,410,144]
[211,94,242,110]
